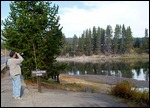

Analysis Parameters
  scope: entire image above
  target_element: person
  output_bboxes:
[7,50,24,100]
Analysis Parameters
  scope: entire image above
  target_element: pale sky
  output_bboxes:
[1,1,149,38]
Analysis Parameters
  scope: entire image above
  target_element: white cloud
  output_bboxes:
[59,1,149,38]
[1,1,149,38]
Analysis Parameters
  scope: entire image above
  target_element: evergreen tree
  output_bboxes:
[60,34,67,56]
[78,36,82,56]
[92,26,97,54]
[113,24,120,54]
[100,28,105,54]
[72,34,78,56]
[142,28,149,53]
[134,38,140,48]
[97,27,101,54]
[78,34,85,55]
[125,26,133,53]
[88,28,93,55]
[66,43,72,56]
[1,1,65,82]
[105,25,113,54]
[84,29,92,56]
[120,24,126,54]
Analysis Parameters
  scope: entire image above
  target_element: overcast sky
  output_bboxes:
[1,1,149,38]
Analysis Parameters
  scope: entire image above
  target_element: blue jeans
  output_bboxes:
[11,75,21,97]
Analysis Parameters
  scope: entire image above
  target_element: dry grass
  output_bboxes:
[25,74,112,94]
[59,74,111,93]
[111,80,149,107]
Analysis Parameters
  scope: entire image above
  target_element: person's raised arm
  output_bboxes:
[15,53,24,64]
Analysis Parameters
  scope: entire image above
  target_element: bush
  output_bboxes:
[111,80,134,99]
[111,80,149,106]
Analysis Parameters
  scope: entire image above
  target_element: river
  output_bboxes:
[57,60,149,82]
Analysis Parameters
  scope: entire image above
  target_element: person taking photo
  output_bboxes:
[7,51,24,100]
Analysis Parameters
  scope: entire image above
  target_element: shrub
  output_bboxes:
[111,80,149,106]
[111,80,134,99]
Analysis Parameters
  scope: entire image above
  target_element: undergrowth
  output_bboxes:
[111,80,149,107]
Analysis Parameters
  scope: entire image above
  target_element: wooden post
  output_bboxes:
[32,70,46,93]
[37,76,42,92]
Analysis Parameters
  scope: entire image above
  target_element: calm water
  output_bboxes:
[58,60,149,81]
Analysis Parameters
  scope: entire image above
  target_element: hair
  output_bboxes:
[9,50,16,57]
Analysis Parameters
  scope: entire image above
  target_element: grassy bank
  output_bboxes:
[118,53,149,60]
[57,53,149,63]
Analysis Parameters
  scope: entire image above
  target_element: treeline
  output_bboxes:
[60,24,149,56]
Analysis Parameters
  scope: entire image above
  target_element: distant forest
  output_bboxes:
[60,24,149,56]
[1,24,149,57]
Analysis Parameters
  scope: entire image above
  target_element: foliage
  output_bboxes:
[141,28,149,53]
[1,1,65,81]
[61,25,149,57]
[111,80,135,98]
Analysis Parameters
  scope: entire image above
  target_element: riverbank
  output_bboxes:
[59,73,149,88]
[56,53,149,88]
[56,54,149,63]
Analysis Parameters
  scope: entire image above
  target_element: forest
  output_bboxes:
[60,26,149,56]
[1,25,149,56]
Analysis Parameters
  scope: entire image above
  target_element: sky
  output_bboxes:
[1,1,149,38]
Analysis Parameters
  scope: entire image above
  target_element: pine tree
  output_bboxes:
[60,33,67,56]
[105,25,113,54]
[134,38,140,48]
[100,28,105,54]
[120,24,126,54]
[78,34,85,56]
[84,29,92,56]
[1,1,65,82]
[142,28,149,53]
[97,27,101,55]
[72,34,78,56]
[113,24,120,54]
[125,26,133,53]
[92,26,97,54]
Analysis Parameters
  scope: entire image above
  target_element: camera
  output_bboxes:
[15,54,19,59]
[20,53,24,56]
[14,52,23,59]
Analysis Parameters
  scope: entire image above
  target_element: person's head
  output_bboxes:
[9,50,17,58]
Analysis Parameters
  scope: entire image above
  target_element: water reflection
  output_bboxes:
[58,60,149,81]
